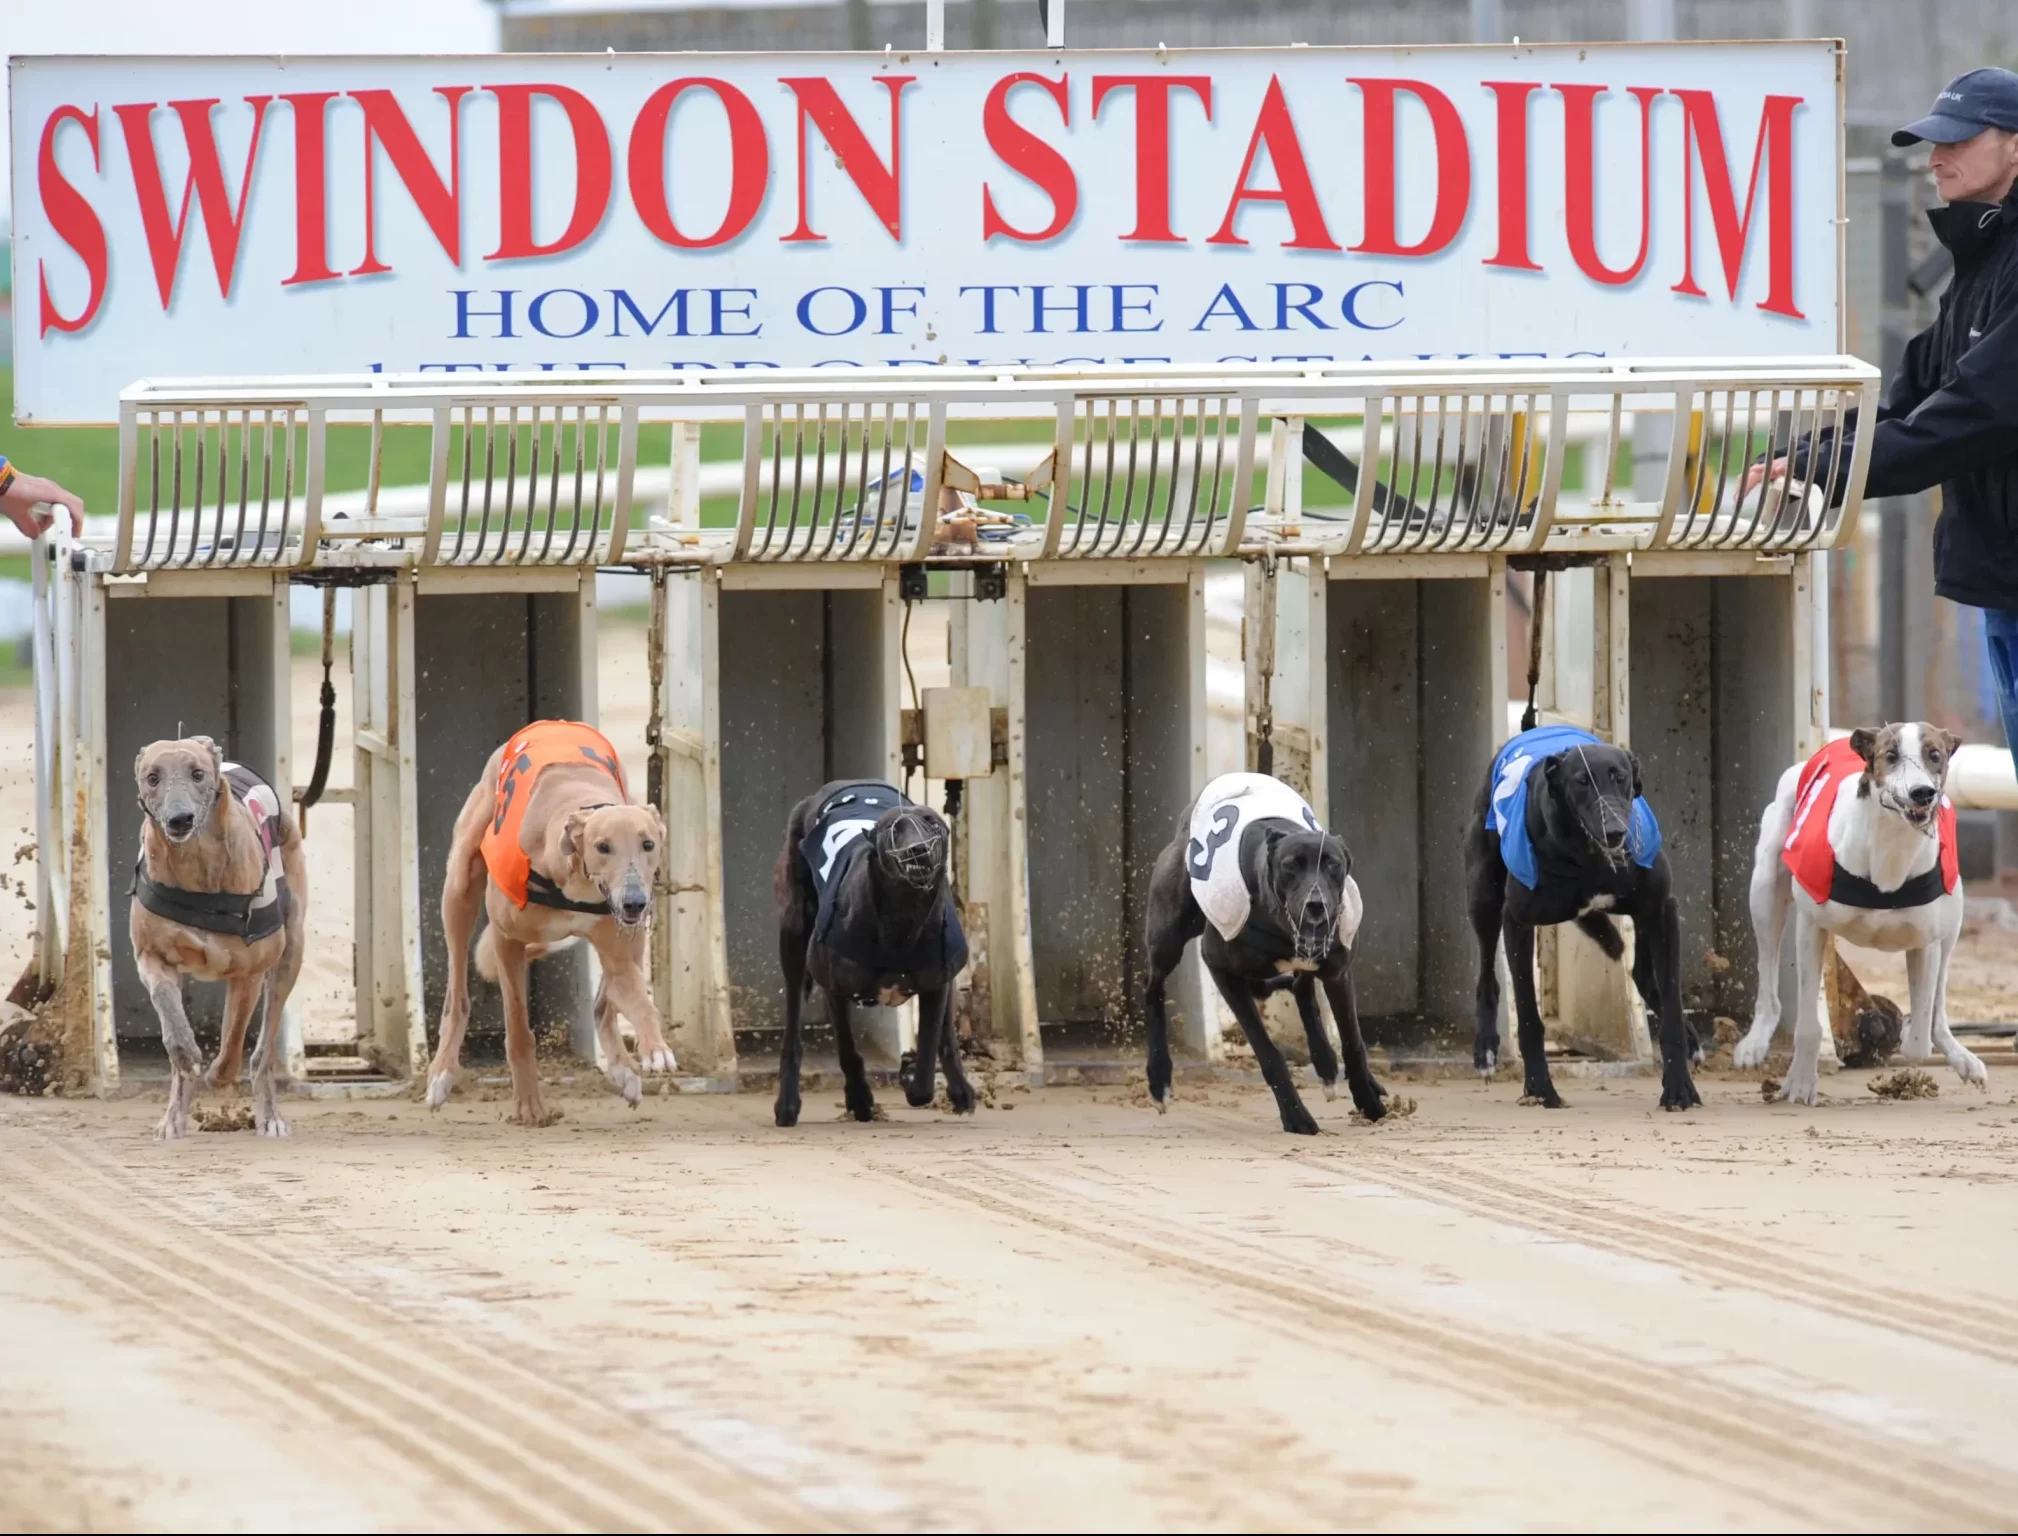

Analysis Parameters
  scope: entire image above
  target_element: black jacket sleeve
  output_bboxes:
[1863,302,2018,499]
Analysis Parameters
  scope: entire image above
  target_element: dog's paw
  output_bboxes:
[1518,1087,1567,1109]
[844,1086,879,1123]
[154,1110,191,1142]
[1320,1077,1338,1102]
[1950,1047,1989,1087]
[636,1045,678,1076]
[203,1057,240,1092]
[945,1080,977,1116]
[424,1071,456,1111]
[1475,1046,1497,1081]
[608,1065,643,1108]
[1732,1028,1774,1070]
[1279,1100,1320,1136]
[774,1095,802,1129]
[255,1109,292,1138]
[1777,1071,1821,1106]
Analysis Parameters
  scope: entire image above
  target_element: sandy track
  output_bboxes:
[4,1075,2017,1532]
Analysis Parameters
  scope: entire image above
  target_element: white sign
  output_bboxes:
[11,44,1843,423]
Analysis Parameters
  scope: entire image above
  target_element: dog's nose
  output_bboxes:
[619,893,650,923]
[1303,894,1329,920]
[165,812,195,837]
[1603,826,1628,850]
[1909,784,1938,808]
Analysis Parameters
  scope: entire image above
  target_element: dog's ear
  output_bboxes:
[1542,752,1565,798]
[1328,832,1353,879]
[189,735,221,774]
[1627,749,1645,800]
[1931,725,1962,759]
[1849,727,1880,767]
[644,806,666,848]
[560,808,595,873]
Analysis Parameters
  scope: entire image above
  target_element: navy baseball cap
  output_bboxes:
[1893,68,2018,147]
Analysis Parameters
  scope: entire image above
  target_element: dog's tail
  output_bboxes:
[1575,913,1625,961]
[474,925,500,984]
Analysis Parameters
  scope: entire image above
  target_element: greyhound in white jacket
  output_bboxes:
[1737,724,1986,1104]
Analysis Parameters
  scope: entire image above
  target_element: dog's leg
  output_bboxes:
[493,934,550,1126]
[1736,819,1793,1071]
[247,970,291,1138]
[429,845,489,1112]
[587,941,650,1109]
[936,992,976,1115]
[1210,968,1318,1135]
[775,919,810,1130]
[1903,944,1935,1060]
[1502,918,1563,1108]
[1142,848,1206,1113]
[1649,894,1701,1112]
[1780,914,1829,1106]
[1292,976,1341,1100]
[1924,937,1987,1087]
[1630,923,1702,1067]
[602,923,676,1076]
[1468,864,1507,1079]
[1319,953,1385,1122]
[206,971,262,1092]
[830,994,878,1123]
[905,983,946,1109]
[137,951,201,1141]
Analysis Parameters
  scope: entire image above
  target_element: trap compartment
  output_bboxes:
[666,564,906,1081]
[94,570,303,1080]
[1315,558,1511,1053]
[400,569,600,1070]
[1626,552,1826,1028]
[1014,560,1211,1079]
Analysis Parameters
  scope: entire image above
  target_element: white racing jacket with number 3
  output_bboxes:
[1184,772,1361,947]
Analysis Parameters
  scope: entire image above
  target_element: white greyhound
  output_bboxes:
[1737,723,1987,1104]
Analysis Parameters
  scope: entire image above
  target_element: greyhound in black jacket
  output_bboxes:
[1465,726,1701,1111]
[773,779,977,1127]
[1143,772,1386,1134]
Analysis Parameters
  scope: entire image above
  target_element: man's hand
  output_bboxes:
[0,469,86,539]
[1740,456,1789,502]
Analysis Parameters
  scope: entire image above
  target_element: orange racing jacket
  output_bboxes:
[480,721,628,909]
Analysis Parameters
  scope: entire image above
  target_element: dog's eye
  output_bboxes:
[191,769,205,782]
[146,770,160,787]
[595,841,612,856]
[641,839,656,852]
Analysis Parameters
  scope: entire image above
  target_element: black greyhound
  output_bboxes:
[773,779,976,1127]
[1465,727,1701,1111]
[1143,773,1386,1134]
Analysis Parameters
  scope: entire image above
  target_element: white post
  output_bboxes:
[925,0,944,51]
[1045,0,1065,48]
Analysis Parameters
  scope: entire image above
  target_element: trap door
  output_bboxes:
[1322,561,1509,1058]
[95,570,302,1085]
[1021,562,1210,1079]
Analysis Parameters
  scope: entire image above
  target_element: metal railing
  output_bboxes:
[108,358,1879,573]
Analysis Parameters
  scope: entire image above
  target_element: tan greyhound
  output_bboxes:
[131,736,305,1140]
[429,720,674,1125]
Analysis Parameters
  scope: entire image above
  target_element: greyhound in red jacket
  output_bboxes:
[1737,725,1986,1104]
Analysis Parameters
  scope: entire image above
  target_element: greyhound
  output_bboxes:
[1142,772,1386,1134]
[430,720,672,1126]
[1466,725,1701,1112]
[1738,724,1985,1104]
[773,780,975,1128]
[131,736,305,1140]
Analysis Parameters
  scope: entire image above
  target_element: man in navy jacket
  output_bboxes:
[1751,70,2018,744]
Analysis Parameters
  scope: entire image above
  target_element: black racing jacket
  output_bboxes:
[1798,190,2018,611]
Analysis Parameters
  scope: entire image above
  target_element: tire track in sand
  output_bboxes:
[871,1149,2018,1532]
[1299,1133,2018,1369]
[0,1126,846,1536]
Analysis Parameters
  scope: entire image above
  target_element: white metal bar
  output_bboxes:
[926,0,944,50]
[1046,0,1065,47]
[606,404,639,563]
[1217,397,1259,555]
[421,405,452,565]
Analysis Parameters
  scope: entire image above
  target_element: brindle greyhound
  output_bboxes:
[131,736,305,1140]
